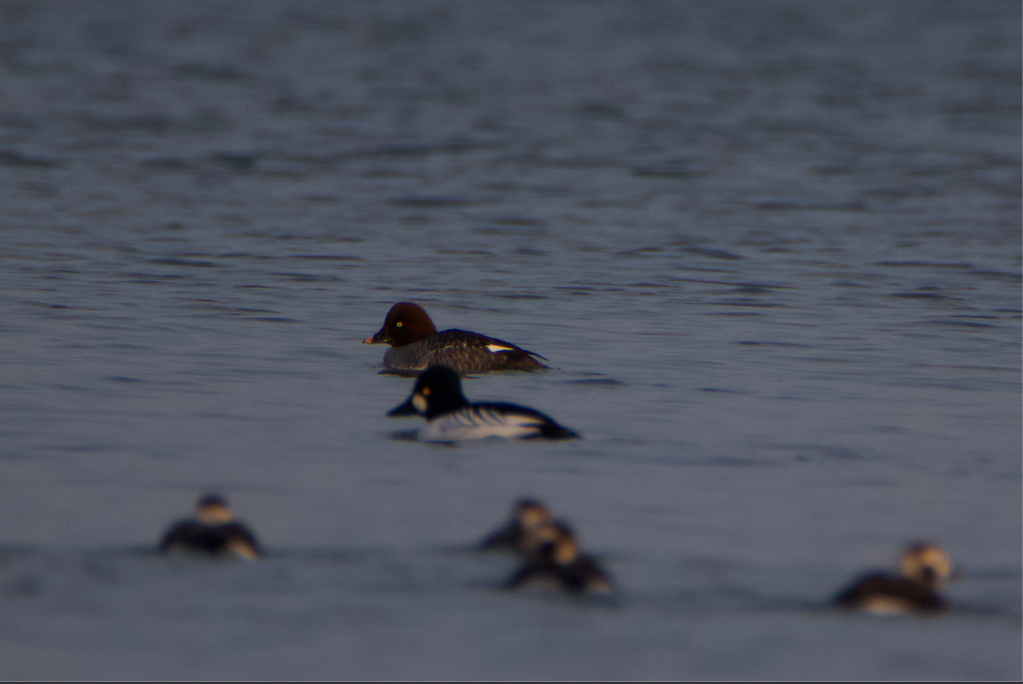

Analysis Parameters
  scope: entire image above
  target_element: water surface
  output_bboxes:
[0,1,1020,680]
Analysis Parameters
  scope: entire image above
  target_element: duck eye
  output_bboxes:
[396,321,403,327]
[422,387,431,396]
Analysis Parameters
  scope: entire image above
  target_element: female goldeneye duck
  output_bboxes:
[387,365,580,442]
[478,498,556,556]
[363,302,549,373]
[158,494,262,560]
[831,542,956,615]
[503,521,614,595]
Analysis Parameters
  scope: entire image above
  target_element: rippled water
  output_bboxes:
[0,1,1020,679]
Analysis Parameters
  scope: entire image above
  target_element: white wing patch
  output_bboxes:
[486,343,516,353]
[420,407,544,441]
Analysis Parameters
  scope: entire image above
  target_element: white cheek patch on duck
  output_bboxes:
[412,393,428,414]
[197,506,233,525]
[420,407,545,441]
[520,508,549,530]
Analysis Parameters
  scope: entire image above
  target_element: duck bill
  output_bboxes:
[363,327,389,344]
[478,524,517,551]
[388,391,429,417]
[387,397,419,417]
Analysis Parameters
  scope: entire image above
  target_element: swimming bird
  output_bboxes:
[478,498,556,556]
[158,494,262,560]
[364,302,549,373]
[831,542,955,615]
[503,521,614,595]
[387,365,579,442]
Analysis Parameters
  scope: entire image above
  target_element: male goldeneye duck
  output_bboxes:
[503,521,614,595]
[158,494,262,560]
[387,365,579,442]
[363,302,549,373]
[831,542,956,615]
[478,498,556,556]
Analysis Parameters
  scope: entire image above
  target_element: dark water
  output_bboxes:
[0,1,1020,679]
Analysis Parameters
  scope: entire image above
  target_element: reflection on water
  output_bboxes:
[0,0,1019,680]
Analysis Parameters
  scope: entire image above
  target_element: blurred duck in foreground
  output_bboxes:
[388,365,579,442]
[364,302,549,373]
[831,542,956,615]
[478,497,556,557]
[158,494,262,560]
[504,520,614,596]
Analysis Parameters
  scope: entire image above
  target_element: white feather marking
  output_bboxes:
[419,407,544,441]
[486,344,516,353]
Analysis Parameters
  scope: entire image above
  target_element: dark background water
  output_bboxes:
[0,1,1020,679]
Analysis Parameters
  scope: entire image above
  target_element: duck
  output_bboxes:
[158,494,262,560]
[387,365,579,441]
[503,521,614,595]
[364,302,549,373]
[478,498,556,556]
[831,542,955,615]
